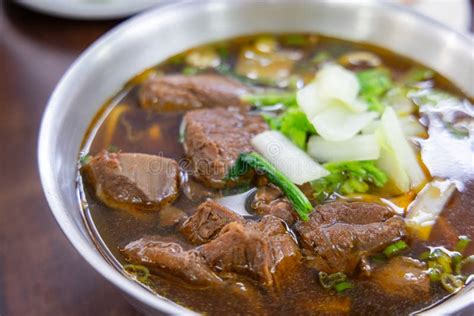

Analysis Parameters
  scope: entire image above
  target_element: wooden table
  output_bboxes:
[1,1,473,315]
[0,3,140,315]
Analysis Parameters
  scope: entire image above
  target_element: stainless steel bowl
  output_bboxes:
[38,0,474,314]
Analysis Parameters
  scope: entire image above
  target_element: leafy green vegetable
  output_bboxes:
[263,108,316,149]
[310,160,388,201]
[226,152,312,220]
[404,67,435,84]
[242,92,297,108]
[357,68,393,98]
[383,240,408,258]
[356,68,392,113]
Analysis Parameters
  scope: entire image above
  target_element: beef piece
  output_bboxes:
[200,216,300,285]
[295,202,406,274]
[251,184,297,225]
[120,236,222,286]
[370,256,429,300]
[139,74,248,112]
[82,151,179,212]
[183,107,267,188]
[180,199,244,244]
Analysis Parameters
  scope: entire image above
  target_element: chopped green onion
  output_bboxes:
[455,235,471,253]
[79,154,91,166]
[318,272,347,289]
[226,152,312,220]
[383,240,408,258]
[440,273,464,293]
[241,92,297,108]
[419,251,431,261]
[427,267,442,282]
[107,144,119,153]
[312,51,331,64]
[182,66,201,76]
[124,264,150,283]
[335,281,354,293]
[284,34,307,46]
[404,67,434,84]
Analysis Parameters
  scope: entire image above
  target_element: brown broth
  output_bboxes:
[78,34,473,315]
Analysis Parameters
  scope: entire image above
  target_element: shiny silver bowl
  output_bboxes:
[38,0,474,314]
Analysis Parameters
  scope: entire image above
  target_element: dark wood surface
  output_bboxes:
[0,1,473,316]
[0,2,140,315]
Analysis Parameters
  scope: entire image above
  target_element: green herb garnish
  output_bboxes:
[242,92,297,108]
[383,240,408,258]
[226,152,312,221]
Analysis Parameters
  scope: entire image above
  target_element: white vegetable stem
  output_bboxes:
[307,134,380,163]
[405,179,456,240]
[251,131,329,185]
[377,107,426,192]
[312,104,378,141]
[297,64,366,118]
[297,64,374,141]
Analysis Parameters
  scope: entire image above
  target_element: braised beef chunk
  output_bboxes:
[370,257,429,300]
[295,202,406,274]
[120,237,222,286]
[251,184,297,225]
[139,74,248,112]
[180,199,244,244]
[183,107,267,188]
[82,151,179,212]
[200,216,300,285]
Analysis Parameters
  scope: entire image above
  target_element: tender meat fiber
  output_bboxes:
[251,184,297,225]
[120,237,222,286]
[295,202,406,274]
[180,199,244,244]
[370,257,430,300]
[200,216,300,285]
[139,74,248,112]
[183,107,267,188]
[82,151,179,212]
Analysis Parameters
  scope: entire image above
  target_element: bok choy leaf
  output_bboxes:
[226,151,313,221]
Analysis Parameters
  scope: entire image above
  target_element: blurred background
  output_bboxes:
[1,0,473,315]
